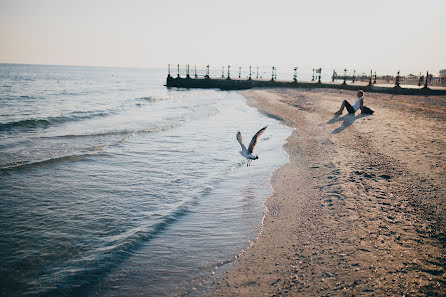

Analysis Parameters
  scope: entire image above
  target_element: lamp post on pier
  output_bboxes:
[395,71,400,87]
[168,64,171,78]
[423,71,429,89]
[373,71,377,84]
[342,69,347,85]
[239,66,241,79]
[186,64,190,78]
[227,65,231,80]
[205,65,210,79]
[194,65,198,78]
[312,69,315,81]
[332,70,335,82]
[256,66,259,79]
[221,66,224,78]
[368,70,373,86]
[352,70,356,83]
[177,64,180,78]
[271,66,275,81]
[249,66,252,80]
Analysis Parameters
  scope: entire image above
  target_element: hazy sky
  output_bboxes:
[1,0,445,74]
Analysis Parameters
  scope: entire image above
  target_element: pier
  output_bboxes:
[165,65,446,96]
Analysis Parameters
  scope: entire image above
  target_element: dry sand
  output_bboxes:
[214,88,445,296]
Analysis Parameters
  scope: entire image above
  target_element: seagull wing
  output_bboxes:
[236,131,247,152]
[248,126,267,154]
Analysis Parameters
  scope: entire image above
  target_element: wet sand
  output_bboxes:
[215,88,445,296]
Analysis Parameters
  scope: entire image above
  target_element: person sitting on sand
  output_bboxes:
[334,90,365,115]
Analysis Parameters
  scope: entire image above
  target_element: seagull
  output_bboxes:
[236,126,267,166]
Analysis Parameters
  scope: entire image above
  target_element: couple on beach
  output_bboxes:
[334,90,373,115]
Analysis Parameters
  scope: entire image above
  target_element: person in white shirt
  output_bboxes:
[334,90,364,115]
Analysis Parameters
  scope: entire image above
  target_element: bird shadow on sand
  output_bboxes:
[328,113,372,134]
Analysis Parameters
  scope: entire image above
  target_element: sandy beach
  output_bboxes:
[214,88,446,296]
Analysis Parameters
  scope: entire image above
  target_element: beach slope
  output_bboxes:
[216,89,445,296]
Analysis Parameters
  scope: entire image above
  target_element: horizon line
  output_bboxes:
[0,62,444,76]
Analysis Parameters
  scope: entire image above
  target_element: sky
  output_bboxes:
[0,0,445,75]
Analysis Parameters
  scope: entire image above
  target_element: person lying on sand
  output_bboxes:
[334,90,365,115]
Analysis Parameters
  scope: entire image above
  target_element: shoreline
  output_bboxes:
[213,88,445,296]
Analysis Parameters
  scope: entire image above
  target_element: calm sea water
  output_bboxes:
[0,64,292,296]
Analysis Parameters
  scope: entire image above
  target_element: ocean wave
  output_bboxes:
[1,90,221,133]
[0,150,108,170]
[106,200,195,248]
[136,90,224,104]
[1,154,84,170]
[0,95,159,133]
[136,95,168,103]
[43,122,180,141]
[0,111,113,132]
[30,199,197,297]
[1,123,181,170]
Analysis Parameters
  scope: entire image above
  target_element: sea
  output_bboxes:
[0,64,292,296]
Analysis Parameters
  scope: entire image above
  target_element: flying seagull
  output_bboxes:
[236,126,267,166]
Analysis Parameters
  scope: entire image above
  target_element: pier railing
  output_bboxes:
[334,74,446,87]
